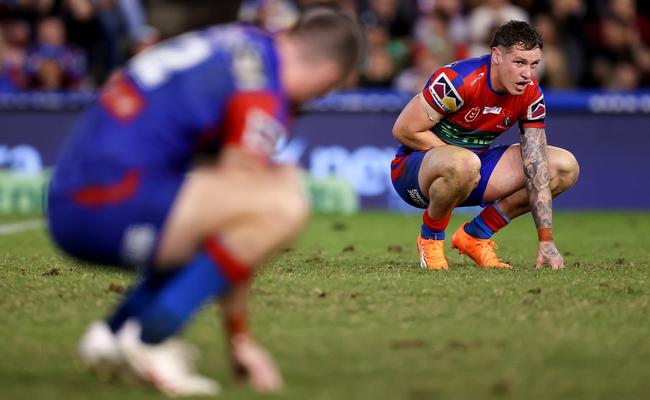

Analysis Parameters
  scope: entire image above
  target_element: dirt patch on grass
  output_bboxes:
[108,283,126,294]
[42,268,59,276]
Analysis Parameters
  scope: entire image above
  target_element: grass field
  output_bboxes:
[1,211,649,400]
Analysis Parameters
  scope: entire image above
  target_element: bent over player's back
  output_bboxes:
[53,24,288,188]
[46,6,366,396]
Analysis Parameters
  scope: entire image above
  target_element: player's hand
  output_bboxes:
[230,335,284,393]
[536,241,564,270]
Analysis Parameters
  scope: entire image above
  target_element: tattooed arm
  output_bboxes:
[519,127,564,269]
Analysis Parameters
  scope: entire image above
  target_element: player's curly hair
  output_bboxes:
[491,20,543,51]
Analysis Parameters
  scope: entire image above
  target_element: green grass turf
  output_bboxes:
[0,211,649,400]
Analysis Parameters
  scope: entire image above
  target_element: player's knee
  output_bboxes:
[268,180,310,237]
[444,151,481,186]
[553,149,580,188]
[276,197,309,240]
[287,188,310,229]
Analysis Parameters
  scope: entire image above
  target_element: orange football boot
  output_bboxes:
[451,223,512,269]
[417,236,449,270]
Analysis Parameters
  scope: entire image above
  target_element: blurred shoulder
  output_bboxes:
[201,24,279,91]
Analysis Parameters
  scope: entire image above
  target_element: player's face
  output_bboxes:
[309,65,344,98]
[291,62,345,104]
[494,45,541,95]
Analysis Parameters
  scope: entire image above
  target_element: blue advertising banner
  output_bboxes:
[1,91,649,212]
[284,111,650,210]
[3,90,650,113]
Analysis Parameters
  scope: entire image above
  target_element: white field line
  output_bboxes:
[0,219,44,235]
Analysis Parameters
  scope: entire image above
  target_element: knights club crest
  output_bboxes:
[428,72,464,113]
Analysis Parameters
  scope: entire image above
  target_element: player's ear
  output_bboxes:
[320,60,345,87]
[491,47,501,64]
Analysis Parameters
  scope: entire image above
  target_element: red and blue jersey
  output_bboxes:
[52,24,290,192]
[47,24,292,267]
[398,55,545,156]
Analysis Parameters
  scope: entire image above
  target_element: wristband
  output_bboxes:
[537,227,553,242]
[226,314,248,337]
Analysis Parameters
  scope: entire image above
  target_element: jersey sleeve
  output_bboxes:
[518,84,546,130]
[421,67,466,116]
[221,90,290,160]
[221,32,290,161]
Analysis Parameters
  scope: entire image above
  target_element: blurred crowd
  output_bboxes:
[0,0,156,92]
[1,0,649,93]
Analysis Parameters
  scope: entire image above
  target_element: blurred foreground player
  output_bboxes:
[47,7,361,396]
[391,21,579,270]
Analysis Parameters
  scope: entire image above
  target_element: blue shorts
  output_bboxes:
[48,167,184,268]
[390,145,510,209]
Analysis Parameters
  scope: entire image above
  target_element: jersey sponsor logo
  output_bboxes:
[428,72,464,113]
[206,26,267,90]
[224,92,288,157]
[527,95,546,120]
[464,106,481,122]
[232,45,267,90]
[483,106,502,115]
[241,108,288,156]
[99,74,145,122]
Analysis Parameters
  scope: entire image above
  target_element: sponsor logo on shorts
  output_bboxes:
[428,72,464,113]
[407,188,428,208]
[121,224,156,267]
